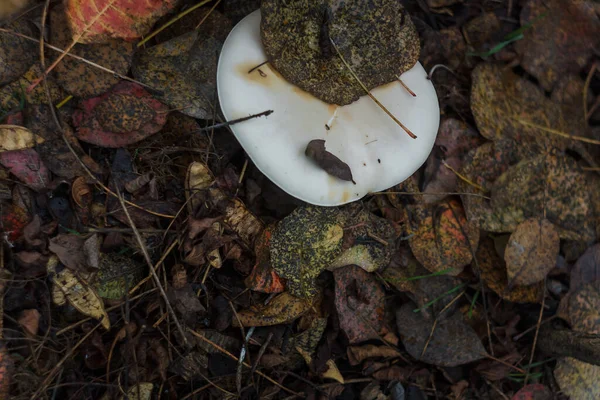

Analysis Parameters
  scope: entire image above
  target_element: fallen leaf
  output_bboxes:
[476,351,521,381]
[305,139,355,184]
[50,6,135,97]
[232,292,312,327]
[347,345,402,366]
[568,281,600,335]
[571,244,600,293]
[491,153,595,241]
[554,357,600,400]
[396,303,487,367]
[167,285,206,326]
[514,0,600,91]
[244,225,285,293]
[0,125,43,152]
[92,253,144,300]
[71,176,91,209]
[0,149,50,192]
[18,309,40,337]
[0,63,64,111]
[261,0,419,105]
[49,234,93,272]
[0,345,11,400]
[408,199,479,275]
[321,359,344,383]
[185,162,214,213]
[477,237,543,303]
[120,383,153,400]
[132,31,224,119]
[0,203,30,243]
[371,366,410,382]
[511,383,552,400]
[208,188,264,246]
[72,81,168,147]
[334,265,385,344]
[504,218,559,286]
[66,0,178,43]
[0,19,37,86]
[48,256,110,330]
[360,382,388,400]
[270,206,345,298]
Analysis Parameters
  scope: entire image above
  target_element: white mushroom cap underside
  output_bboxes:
[217,10,440,206]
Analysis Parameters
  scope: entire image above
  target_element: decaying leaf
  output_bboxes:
[568,281,600,335]
[334,265,385,344]
[270,206,346,298]
[477,238,543,303]
[49,234,99,273]
[408,199,479,275]
[305,139,355,184]
[232,292,313,327]
[185,161,214,213]
[491,153,595,241]
[0,149,50,192]
[18,309,40,337]
[261,0,419,105]
[48,256,110,330]
[0,19,36,86]
[0,125,43,152]
[514,0,600,91]
[92,253,144,300]
[571,244,600,293]
[396,303,487,367]
[132,30,225,119]
[347,345,402,366]
[72,81,168,147]
[49,6,135,98]
[244,225,286,293]
[66,0,178,43]
[504,218,559,286]
[120,383,153,400]
[554,357,600,400]
[0,203,30,243]
[511,384,552,400]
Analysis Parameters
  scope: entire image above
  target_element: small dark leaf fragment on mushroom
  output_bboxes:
[305,139,355,184]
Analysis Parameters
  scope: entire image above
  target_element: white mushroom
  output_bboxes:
[216,10,440,206]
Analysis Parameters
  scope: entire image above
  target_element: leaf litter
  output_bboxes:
[0,1,599,399]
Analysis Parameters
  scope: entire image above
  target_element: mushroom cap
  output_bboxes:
[217,10,440,206]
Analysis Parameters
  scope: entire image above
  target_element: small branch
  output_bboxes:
[194,110,273,133]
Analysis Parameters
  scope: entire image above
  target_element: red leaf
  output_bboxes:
[0,204,30,243]
[72,82,168,147]
[66,0,179,44]
[244,226,285,293]
[511,384,552,400]
[0,149,50,191]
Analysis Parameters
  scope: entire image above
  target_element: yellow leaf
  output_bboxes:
[120,383,153,400]
[232,292,312,327]
[322,359,344,383]
[555,357,600,400]
[0,125,44,152]
[185,162,214,213]
[52,267,110,330]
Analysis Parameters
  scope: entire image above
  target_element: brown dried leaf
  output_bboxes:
[208,188,264,246]
[0,19,36,86]
[554,357,600,400]
[334,265,385,344]
[48,234,88,272]
[305,139,355,184]
[504,218,559,286]
[244,225,286,293]
[120,383,153,400]
[396,303,487,367]
[0,125,44,152]
[571,244,600,293]
[514,0,600,91]
[232,292,312,327]
[18,309,40,337]
[568,281,600,335]
[186,162,214,213]
[347,345,402,366]
[408,199,479,275]
[477,238,543,303]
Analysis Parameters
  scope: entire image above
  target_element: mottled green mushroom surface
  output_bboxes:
[270,206,347,298]
[260,0,420,105]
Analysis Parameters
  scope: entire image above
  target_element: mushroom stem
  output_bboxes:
[330,38,417,139]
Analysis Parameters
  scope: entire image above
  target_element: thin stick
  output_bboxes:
[583,62,597,123]
[188,329,303,397]
[396,77,416,97]
[442,160,487,192]
[514,118,600,145]
[128,240,178,296]
[28,0,119,91]
[30,324,100,399]
[248,61,269,74]
[116,191,189,348]
[194,0,222,30]
[330,38,416,139]
[524,279,546,384]
[0,29,160,93]
[194,110,273,133]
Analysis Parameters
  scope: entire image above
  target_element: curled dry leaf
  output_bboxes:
[396,303,487,367]
[0,126,44,152]
[72,82,168,147]
[261,0,419,105]
[554,357,600,400]
[0,149,50,192]
[514,0,600,91]
[477,238,543,303]
[47,256,110,330]
[232,292,312,327]
[347,345,402,366]
[207,188,264,246]
[504,218,560,286]
[305,139,355,184]
[186,162,214,213]
[71,176,91,209]
[408,199,479,275]
[66,0,178,43]
[334,265,385,344]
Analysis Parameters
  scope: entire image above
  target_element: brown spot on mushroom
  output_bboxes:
[238,62,276,86]
[341,191,350,203]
